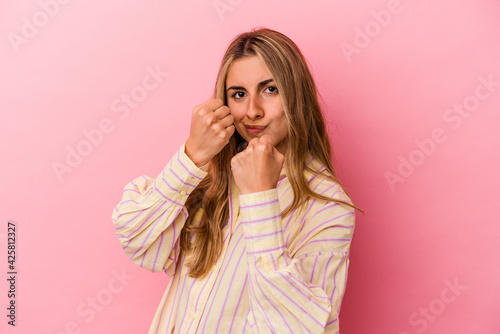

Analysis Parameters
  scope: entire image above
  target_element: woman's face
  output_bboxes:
[226,56,288,154]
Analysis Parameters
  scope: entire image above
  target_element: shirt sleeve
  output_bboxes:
[111,142,208,276]
[239,185,355,334]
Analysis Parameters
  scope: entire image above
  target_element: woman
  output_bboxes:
[112,27,359,333]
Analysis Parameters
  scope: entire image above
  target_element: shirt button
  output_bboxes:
[191,313,196,319]
[180,191,186,196]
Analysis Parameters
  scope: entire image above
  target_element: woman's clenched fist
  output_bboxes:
[185,99,235,167]
[231,134,285,195]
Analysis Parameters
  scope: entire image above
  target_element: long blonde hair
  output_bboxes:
[180,28,360,279]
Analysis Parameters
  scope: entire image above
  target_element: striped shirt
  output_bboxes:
[112,142,355,333]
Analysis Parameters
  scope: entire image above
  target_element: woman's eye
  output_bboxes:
[231,91,245,99]
[265,86,278,94]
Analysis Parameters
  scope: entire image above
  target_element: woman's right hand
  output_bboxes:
[185,98,235,167]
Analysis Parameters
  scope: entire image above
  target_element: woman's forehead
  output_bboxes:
[226,56,273,86]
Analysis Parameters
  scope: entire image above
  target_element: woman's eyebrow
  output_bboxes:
[226,78,274,92]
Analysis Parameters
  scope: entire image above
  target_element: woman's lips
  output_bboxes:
[245,125,266,135]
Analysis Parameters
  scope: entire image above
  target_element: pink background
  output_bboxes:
[1,1,499,333]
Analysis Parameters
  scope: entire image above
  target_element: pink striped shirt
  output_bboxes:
[112,142,355,333]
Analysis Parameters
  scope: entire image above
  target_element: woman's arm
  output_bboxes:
[240,183,355,334]
[111,142,208,276]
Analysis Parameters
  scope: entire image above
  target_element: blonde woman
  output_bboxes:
[112,28,359,333]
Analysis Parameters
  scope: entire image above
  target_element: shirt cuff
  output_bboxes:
[153,142,208,202]
[239,188,285,256]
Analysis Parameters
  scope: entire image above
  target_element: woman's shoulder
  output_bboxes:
[283,156,355,255]
[278,154,353,209]
[304,155,353,205]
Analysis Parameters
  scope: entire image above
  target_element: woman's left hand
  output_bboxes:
[231,134,285,195]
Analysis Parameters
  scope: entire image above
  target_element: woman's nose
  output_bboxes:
[247,95,264,120]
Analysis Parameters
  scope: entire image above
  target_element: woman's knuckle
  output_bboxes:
[205,115,214,125]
